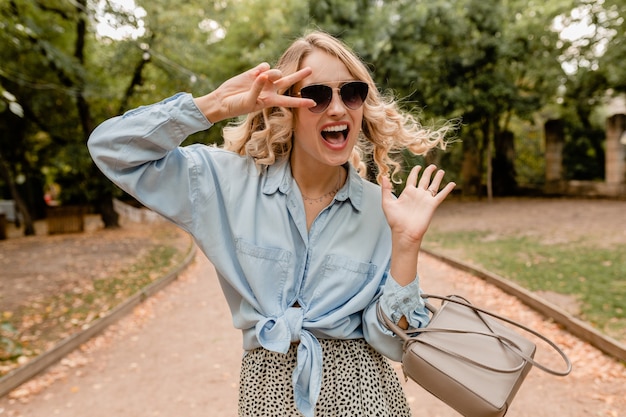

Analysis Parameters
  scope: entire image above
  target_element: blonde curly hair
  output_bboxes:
[223,31,451,184]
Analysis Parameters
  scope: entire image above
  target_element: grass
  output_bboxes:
[0,240,189,377]
[423,230,626,342]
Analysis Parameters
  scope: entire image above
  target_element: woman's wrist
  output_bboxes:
[193,91,226,124]
[389,235,421,287]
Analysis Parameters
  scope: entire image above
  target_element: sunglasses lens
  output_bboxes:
[340,82,368,110]
[298,81,368,113]
[299,84,332,113]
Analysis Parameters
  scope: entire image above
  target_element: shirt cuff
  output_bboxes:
[379,273,429,328]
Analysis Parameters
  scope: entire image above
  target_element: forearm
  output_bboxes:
[388,234,424,329]
[389,234,422,287]
[88,93,211,175]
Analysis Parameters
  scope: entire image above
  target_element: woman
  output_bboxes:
[88,31,455,417]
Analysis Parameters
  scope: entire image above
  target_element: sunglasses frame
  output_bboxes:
[296,81,369,113]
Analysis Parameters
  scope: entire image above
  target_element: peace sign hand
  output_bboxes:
[194,63,316,123]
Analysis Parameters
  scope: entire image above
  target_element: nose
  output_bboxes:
[326,88,346,115]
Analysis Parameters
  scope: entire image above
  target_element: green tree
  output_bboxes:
[362,0,573,196]
[557,0,625,181]
[2,0,623,238]
[0,0,94,233]
[305,0,580,196]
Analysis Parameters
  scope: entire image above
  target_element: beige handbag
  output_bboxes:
[378,294,572,417]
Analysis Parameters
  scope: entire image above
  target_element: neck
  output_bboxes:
[291,161,345,202]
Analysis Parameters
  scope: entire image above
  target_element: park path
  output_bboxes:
[0,252,624,417]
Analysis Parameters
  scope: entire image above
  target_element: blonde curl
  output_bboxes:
[223,31,452,184]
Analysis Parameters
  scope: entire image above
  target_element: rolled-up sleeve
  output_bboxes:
[378,273,429,328]
[362,272,430,362]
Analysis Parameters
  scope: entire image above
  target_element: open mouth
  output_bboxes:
[321,124,349,145]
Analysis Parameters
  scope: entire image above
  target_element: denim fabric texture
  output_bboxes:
[88,93,429,417]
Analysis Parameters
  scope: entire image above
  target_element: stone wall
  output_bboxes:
[544,114,626,198]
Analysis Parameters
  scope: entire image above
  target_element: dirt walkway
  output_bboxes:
[1,198,625,416]
[1,252,624,417]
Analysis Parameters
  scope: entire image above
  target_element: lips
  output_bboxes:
[321,123,349,145]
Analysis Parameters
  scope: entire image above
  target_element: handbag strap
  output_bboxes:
[377,302,531,374]
[407,325,533,373]
[377,294,572,376]
[422,294,572,376]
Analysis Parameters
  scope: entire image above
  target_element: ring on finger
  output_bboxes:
[428,188,437,197]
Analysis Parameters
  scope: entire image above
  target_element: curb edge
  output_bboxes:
[0,240,197,398]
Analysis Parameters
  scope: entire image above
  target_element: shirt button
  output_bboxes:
[402,297,411,304]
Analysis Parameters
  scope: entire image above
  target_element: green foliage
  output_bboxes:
[0,0,90,213]
[0,322,22,362]
[562,126,605,180]
[555,0,626,180]
[306,0,576,194]
[1,0,624,219]
[511,120,546,188]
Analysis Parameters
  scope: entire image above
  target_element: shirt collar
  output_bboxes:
[262,159,364,212]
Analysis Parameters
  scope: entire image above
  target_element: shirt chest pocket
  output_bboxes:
[234,238,293,304]
[309,254,377,311]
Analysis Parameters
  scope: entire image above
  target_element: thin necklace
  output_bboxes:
[301,170,342,205]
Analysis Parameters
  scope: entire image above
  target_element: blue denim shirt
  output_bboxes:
[88,93,429,417]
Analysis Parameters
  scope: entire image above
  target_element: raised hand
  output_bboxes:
[194,63,316,123]
[381,165,456,286]
[382,165,455,244]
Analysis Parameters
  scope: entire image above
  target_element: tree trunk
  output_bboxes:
[478,118,493,201]
[96,193,120,229]
[118,34,155,114]
[74,0,119,229]
[461,133,482,196]
[492,130,517,195]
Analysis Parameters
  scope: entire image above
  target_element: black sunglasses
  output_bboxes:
[296,81,368,113]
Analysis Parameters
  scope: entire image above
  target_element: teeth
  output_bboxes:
[322,125,348,132]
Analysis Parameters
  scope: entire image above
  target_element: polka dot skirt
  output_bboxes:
[238,338,412,417]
